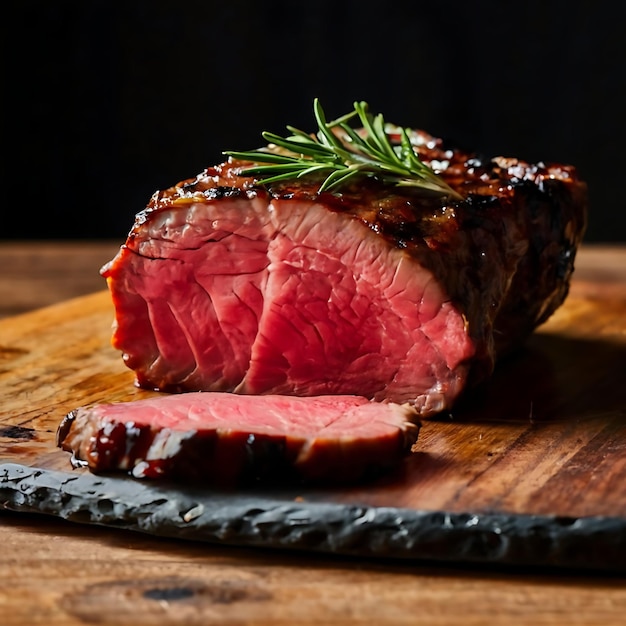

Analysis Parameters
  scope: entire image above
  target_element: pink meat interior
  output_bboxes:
[84,392,414,440]
[104,194,474,408]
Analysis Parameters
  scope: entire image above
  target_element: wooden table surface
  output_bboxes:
[1,240,626,626]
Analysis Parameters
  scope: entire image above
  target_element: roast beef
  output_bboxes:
[56,393,420,485]
[101,128,587,417]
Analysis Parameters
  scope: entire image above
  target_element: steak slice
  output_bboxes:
[56,393,420,485]
[101,128,586,417]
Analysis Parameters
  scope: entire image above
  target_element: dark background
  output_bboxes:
[3,0,625,242]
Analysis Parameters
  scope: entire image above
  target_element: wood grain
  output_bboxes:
[0,240,121,319]
[1,242,626,625]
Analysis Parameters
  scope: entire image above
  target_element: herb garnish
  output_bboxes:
[223,99,461,199]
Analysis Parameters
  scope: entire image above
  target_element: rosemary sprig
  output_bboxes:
[223,99,462,199]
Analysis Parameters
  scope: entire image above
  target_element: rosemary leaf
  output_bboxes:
[223,99,462,200]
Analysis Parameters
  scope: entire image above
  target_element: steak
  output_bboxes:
[101,127,587,417]
[56,393,420,485]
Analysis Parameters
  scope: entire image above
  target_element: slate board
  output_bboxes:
[1,289,626,572]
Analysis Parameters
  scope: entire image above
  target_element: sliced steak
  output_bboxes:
[101,128,586,416]
[57,393,420,485]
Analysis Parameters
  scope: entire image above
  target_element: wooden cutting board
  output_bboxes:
[1,277,626,572]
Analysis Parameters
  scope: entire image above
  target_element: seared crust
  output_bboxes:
[57,395,422,486]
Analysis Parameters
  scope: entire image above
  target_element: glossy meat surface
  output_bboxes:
[101,128,587,416]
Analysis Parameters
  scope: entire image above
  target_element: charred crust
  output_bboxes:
[201,186,245,200]
[243,434,292,483]
[56,410,77,448]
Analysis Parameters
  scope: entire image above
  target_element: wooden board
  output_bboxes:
[1,281,626,571]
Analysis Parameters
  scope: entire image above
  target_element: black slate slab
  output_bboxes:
[1,462,625,573]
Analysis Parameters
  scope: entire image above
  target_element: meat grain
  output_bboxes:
[101,128,586,417]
